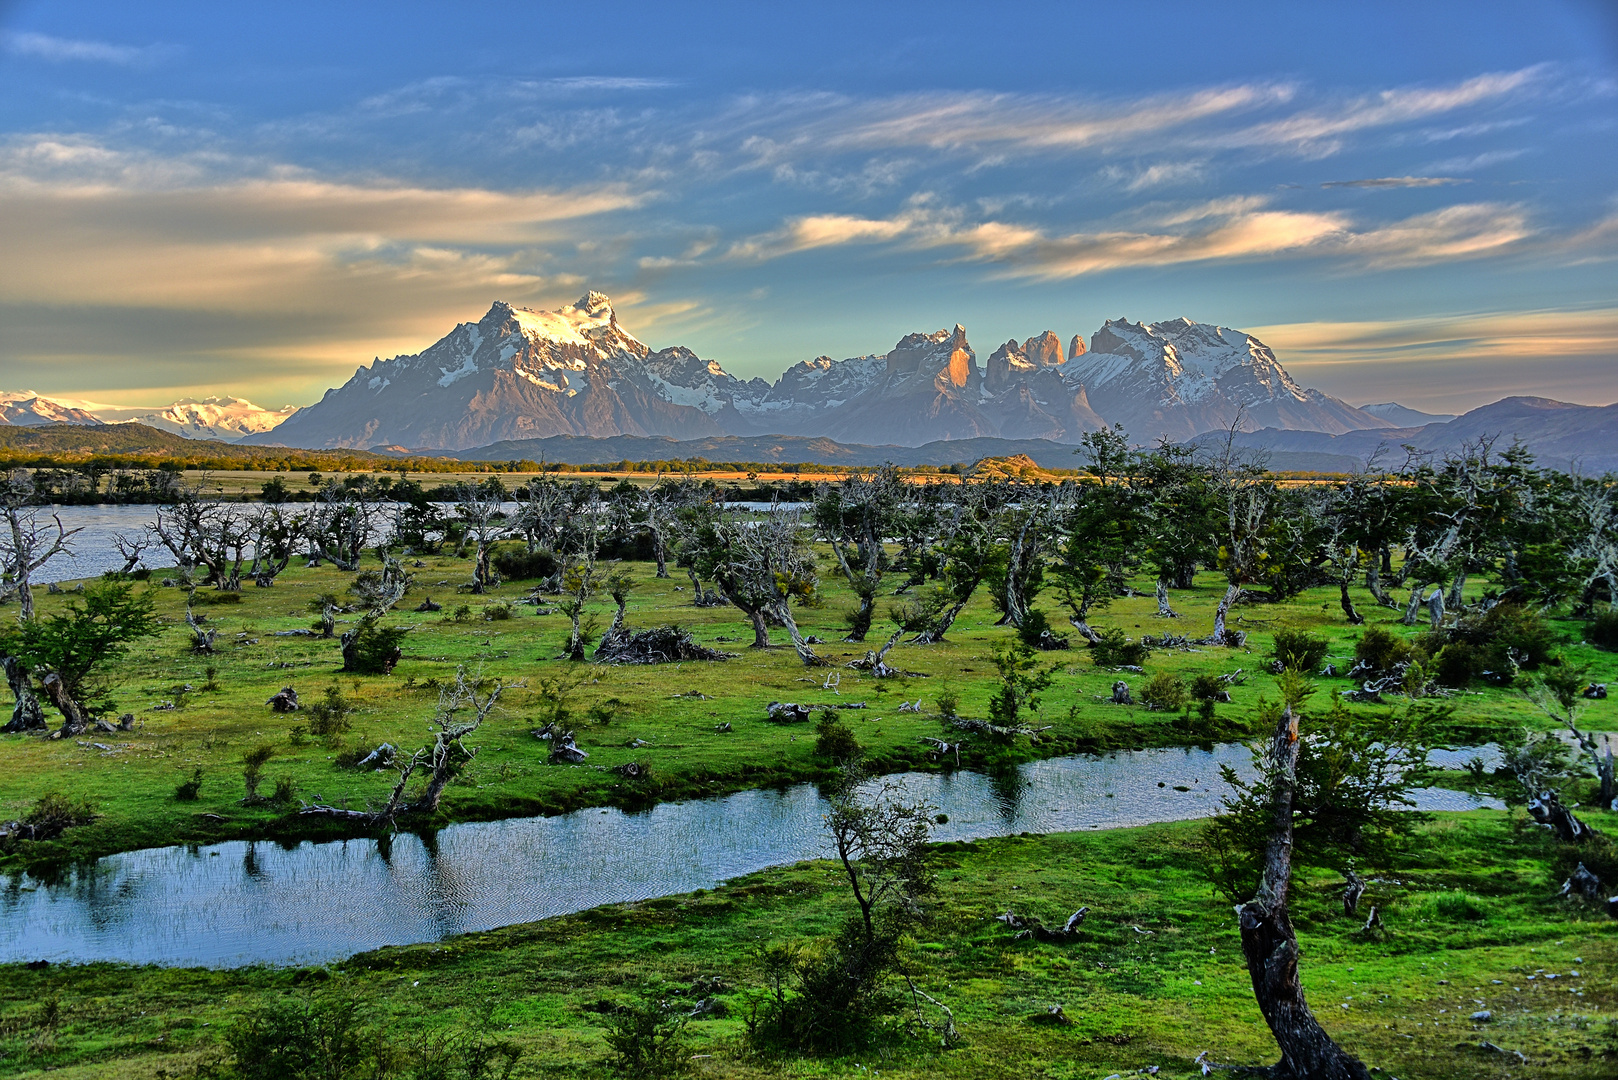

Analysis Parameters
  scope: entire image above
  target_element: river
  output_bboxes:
[0,743,1502,968]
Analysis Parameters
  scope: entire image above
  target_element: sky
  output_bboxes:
[0,0,1614,416]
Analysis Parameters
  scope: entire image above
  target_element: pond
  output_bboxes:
[0,744,1501,968]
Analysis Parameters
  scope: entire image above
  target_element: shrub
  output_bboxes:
[492,547,558,581]
[1352,626,1415,675]
[24,791,96,835]
[814,713,862,762]
[270,776,297,806]
[174,768,204,801]
[226,996,373,1080]
[305,684,355,736]
[242,744,276,802]
[339,616,406,675]
[449,604,474,623]
[934,689,960,720]
[603,992,690,1079]
[1432,642,1483,688]
[1018,608,1068,650]
[1269,628,1328,673]
[197,590,243,605]
[1588,608,1618,650]
[482,602,515,622]
[1090,627,1147,667]
[1138,671,1188,712]
[1190,673,1226,702]
[1421,602,1560,684]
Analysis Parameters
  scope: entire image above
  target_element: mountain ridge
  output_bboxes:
[240,293,1386,451]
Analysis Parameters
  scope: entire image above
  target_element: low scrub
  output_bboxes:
[1089,627,1147,667]
[492,547,558,582]
[1138,671,1188,712]
[1585,607,1618,650]
[1268,628,1328,673]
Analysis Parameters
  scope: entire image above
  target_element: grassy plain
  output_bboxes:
[0,552,1612,870]
[1,814,1613,1079]
[1,551,1615,1078]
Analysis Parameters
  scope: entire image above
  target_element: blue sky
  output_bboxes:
[0,0,1614,414]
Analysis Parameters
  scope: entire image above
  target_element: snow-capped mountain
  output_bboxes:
[243,295,728,450]
[1055,318,1389,443]
[0,392,105,427]
[240,295,1394,451]
[1359,401,1456,426]
[130,397,299,442]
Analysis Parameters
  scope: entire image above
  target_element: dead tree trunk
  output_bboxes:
[1211,584,1246,646]
[744,606,771,649]
[1426,587,1445,629]
[771,601,824,666]
[1401,584,1424,626]
[912,599,969,645]
[1528,789,1597,842]
[1154,579,1178,618]
[41,672,92,738]
[1,656,45,732]
[1339,581,1364,625]
[1364,563,1395,608]
[1235,704,1373,1080]
[318,604,337,639]
[1447,569,1467,610]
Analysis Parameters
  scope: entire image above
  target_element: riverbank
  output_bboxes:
[2,555,1612,875]
[1,811,1613,1079]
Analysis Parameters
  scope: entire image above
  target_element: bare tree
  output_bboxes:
[692,505,821,662]
[349,554,413,615]
[1233,700,1374,1079]
[453,480,507,593]
[0,470,82,621]
[379,667,503,821]
[1207,426,1274,647]
[248,505,303,587]
[814,466,903,641]
[111,531,152,575]
[306,477,388,571]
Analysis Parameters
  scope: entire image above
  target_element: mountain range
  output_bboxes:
[240,294,1397,451]
[0,392,298,442]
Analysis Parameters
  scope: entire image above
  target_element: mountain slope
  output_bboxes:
[243,295,726,450]
[1056,318,1387,444]
[0,392,104,427]
[127,397,299,442]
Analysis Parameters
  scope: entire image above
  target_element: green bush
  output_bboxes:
[226,996,373,1080]
[339,616,406,675]
[492,547,558,581]
[24,791,96,835]
[482,602,515,621]
[1018,608,1068,650]
[1421,602,1560,684]
[197,590,243,605]
[603,993,690,1079]
[814,713,863,762]
[1138,671,1188,712]
[241,744,276,803]
[1269,628,1328,673]
[1588,608,1618,650]
[1432,642,1483,688]
[1189,673,1226,702]
[270,776,297,806]
[305,684,355,736]
[1090,627,1147,667]
[174,768,204,801]
[1353,626,1415,674]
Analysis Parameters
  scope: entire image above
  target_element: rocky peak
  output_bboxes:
[1068,333,1087,361]
[1022,331,1064,368]
[985,339,1038,393]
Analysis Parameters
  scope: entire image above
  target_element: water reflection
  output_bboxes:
[0,744,1502,969]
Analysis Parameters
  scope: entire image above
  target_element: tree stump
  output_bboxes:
[1111,681,1132,705]
[266,687,300,713]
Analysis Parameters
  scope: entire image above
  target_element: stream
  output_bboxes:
[0,743,1502,968]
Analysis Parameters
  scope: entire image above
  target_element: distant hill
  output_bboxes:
[446,433,1094,470]
[0,423,460,471]
[1190,396,1618,473]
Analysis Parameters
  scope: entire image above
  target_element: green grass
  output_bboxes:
[2,550,1614,871]
[0,812,1612,1078]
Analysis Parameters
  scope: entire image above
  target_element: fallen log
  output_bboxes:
[593,625,737,664]
[266,687,300,713]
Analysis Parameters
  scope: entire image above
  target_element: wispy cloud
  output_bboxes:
[2,30,171,66]
[725,194,1535,279]
[1320,176,1468,188]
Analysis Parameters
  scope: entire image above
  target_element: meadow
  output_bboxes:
[0,546,1614,1078]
